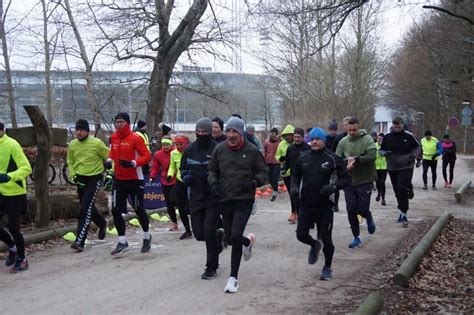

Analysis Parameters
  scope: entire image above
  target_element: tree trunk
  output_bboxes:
[146,58,173,135]
[0,0,17,127]
[41,0,53,126]
[24,106,52,228]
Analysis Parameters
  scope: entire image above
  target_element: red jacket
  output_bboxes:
[109,125,151,180]
[264,138,280,164]
[150,148,176,186]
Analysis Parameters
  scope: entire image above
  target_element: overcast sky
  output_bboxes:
[5,0,437,75]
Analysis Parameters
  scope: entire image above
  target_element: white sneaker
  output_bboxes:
[243,233,254,261]
[224,276,239,293]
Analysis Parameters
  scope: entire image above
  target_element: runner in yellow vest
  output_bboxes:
[420,130,441,190]
[375,133,387,206]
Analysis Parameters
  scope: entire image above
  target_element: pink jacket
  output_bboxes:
[264,138,280,164]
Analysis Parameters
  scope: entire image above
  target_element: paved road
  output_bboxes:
[1,156,472,314]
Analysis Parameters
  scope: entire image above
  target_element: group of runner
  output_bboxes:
[0,114,457,292]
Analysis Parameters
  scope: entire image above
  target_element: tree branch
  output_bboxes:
[422,5,474,25]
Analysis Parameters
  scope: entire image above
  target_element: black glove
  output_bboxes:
[211,182,221,197]
[105,159,113,170]
[119,160,136,168]
[166,175,172,182]
[416,160,421,168]
[0,173,11,183]
[182,175,193,186]
[73,177,86,189]
[382,150,393,156]
[279,156,286,162]
[431,153,439,159]
[280,167,288,176]
[320,184,336,195]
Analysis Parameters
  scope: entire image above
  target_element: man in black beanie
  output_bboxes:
[212,117,226,143]
[67,119,109,251]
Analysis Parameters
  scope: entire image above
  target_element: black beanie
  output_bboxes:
[0,122,4,131]
[212,117,224,131]
[270,127,278,135]
[294,127,305,137]
[159,123,171,135]
[137,120,146,129]
[424,130,432,136]
[115,112,131,124]
[75,119,90,132]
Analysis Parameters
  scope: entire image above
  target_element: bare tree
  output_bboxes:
[0,0,16,127]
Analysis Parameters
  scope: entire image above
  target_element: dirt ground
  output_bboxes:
[0,155,472,314]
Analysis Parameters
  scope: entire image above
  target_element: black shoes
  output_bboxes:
[375,193,381,202]
[5,250,18,267]
[141,235,152,253]
[201,268,217,280]
[308,240,322,265]
[180,230,193,240]
[71,242,84,252]
[111,242,129,256]
[98,222,107,240]
[216,228,225,254]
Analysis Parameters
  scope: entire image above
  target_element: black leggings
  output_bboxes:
[0,195,27,259]
[422,160,437,186]
[283,176,299,214]
[442,160,455,184]
[162,184,177,223]
[388,168,413,213]
[75,175,106,246]
[190,200,220,270]
[296,204,334,268]
[268,164,280,192]
[343,183,374,238]
[171,180,191,231]
[221,199,253,278]
[375,170,387,198]
[112,179,149,236]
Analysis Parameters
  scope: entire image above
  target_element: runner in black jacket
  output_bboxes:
[291,128,351,280]
[181,118,225,280]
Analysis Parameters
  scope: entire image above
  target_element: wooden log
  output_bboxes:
[353,291,383,315]
[393,213,452,287]
[455,180,472,203]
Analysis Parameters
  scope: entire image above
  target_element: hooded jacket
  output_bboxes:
[0,134,32,196]
[336,129,376,185]
[380,130,420,171]
[109,124,151,180]
[275,124,295,177]
[208,139,268,202]
[291,148,351,207]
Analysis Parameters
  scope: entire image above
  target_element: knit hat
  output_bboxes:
[294,127,305,137]
[174,135,188,145]
[309,128,327,142]
[0,122,4,131]
[75,119,90,132]
[159,123,171,135]
[225,116,245,136]
[424,130,432,136]
[392,116,403,124]
[246,125,255,132]
[196,117,213,135]
[328,119,338,131]
[212,117,224,131]
[115,112,130,124]
[137,120,146,129]
[270,127,278,135]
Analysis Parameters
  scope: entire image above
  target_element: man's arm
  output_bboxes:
[8,141,32,181]
[96,139,110,160]
[207,147,220,188]
[134,136,151,166]
[66,141,76,179]
[334,154,352,189]
[253,149,268,186]
[355,138,376,164]
[290,155,302,196]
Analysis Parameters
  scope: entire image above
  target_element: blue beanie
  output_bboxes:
[309,128,327,142]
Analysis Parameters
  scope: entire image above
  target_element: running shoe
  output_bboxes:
[141,235,152,253]
[224,277,239,293]
[319,266,333,281]
[5,250,17,267]
[270,191,277,202]
[381,199,386,206]
[243,233,255,261]
[375,193,381,202]
[201,268,217,280]
[444,181,449,188]
[216,228,225,254]
[402,216,409,228]
[447,183,452,188]
[367,218,376,234]
[308,240,322,265]
[432,186,437,190]
[396,214,403,223]
[348,237,362,248]
[179,230,193,240]
[422,185,428,190]
[71,242,84,252]
[288,213,297,224]
[168,223,178,231]
[111,242,129,256]
[10,258,28,273]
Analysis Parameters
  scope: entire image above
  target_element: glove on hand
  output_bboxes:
[73,177,86,189]
[182,175,193,186]
[166,175,172,182]
[416,160,421,168]
[320,184,336,195]
[0,173,11,183]
[431,153,439,159]
[383,150,393,156]
[211,182,221,197]
[105,159,113,170]
[119,160,136,168]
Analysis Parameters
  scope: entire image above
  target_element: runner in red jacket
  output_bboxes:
[107,112,152,256]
